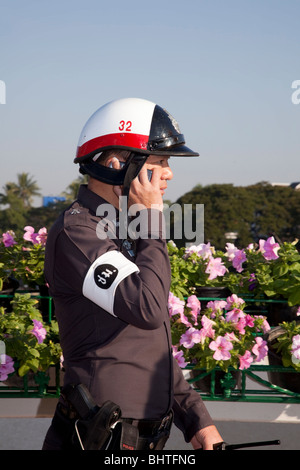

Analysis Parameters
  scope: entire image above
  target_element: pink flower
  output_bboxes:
[23,226,37,243]
[186,295,201,325]
[206,300,227,315]
[225,294,245,310]
[232,249,247,273]
[245,314,255,328]
[225,242,238,261]
[224,332,239,342]
[259,236,280,261]
[186,295,201,313]
[0,355,15,381]
[184,242,213,259]
[197,242,214,259]
[239,350,253,370]
[252,337,268,362]
[225,308,245,323]
[30,319,47,344]
[168,292,191,326]
[225,308,247,334]
[226,243,248,272]
[200,315,216,339]
[209,336,233,361]
[205,257,227,280]
[35,227,47,246]
[180,328,202,349]
[2,231,17,247]
[291,334,300,361]
[172,347,188,368]
[168,292,185,317]
[235,317,247,335]
[23,226,47,246]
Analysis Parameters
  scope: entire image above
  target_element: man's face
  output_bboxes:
[144,155,173,196]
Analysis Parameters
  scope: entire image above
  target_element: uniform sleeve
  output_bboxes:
[172,357,214,442]
[57,208,171,330]
[113,236,171,329]
[114,209,171,329]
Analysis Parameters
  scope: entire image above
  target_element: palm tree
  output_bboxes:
[16,173,41,208]
[0,173,41,209]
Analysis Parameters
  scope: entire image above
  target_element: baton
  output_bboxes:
[212,439,281,450]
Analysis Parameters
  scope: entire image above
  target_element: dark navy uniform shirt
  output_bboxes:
[44,185,213,442]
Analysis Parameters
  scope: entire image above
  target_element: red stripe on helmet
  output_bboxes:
[76,133,149,159]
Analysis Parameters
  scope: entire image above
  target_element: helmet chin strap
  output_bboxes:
[79,152,148,188]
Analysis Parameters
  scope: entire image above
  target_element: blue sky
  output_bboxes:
[0,0,299,204]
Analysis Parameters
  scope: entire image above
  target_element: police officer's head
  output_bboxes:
[74,98,199,191]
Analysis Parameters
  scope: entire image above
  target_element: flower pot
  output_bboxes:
[265,326,300,393]
[267,302,300,327]
[190,368,241,397]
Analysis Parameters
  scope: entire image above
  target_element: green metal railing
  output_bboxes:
[188,366,300,404]
[0,365,62,398]
[1,293,300,402]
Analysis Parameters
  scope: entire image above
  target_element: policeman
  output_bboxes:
[42,98,222,450]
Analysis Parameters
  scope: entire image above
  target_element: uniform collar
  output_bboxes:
[77,184,114,215]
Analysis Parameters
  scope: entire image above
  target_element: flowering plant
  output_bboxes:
[0,226,47,289]
[0,293,62,380]
[231,238,300,306]
[167,237,300,306]
[169,292,270,372]
[167,240,229,299]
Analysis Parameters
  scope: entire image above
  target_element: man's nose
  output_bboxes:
[162,166,173,181]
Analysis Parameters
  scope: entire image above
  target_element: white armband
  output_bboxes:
[82,250,139,316]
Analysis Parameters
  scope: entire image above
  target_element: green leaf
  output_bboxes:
[18,364,30,377]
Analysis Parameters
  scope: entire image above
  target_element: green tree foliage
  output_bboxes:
[0,173,41,235]
[176,182,300,249]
